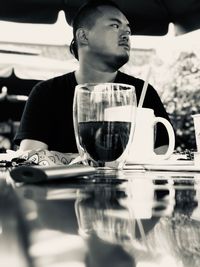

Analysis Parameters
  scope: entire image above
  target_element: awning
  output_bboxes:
[0,53,78,80]
[1,0,200,36]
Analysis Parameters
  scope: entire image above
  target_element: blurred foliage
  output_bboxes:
[161,51,200,151]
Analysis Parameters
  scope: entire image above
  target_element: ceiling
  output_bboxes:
[1,0,200,36]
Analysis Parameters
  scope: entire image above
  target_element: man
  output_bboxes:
[14,0,171,155]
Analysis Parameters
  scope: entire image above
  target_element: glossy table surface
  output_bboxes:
[1,167,200,267]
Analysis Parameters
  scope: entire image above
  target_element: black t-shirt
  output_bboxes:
[14,71,171,152]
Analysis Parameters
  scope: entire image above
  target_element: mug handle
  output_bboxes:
[153,117,175,160]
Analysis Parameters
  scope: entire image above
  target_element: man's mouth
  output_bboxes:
[118,42,130,50]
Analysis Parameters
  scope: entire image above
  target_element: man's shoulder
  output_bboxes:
[118,71,145,88]
[118,71,156,92]
[37,71,74,87]
[31,71,75,96]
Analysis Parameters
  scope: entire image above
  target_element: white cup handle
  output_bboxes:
[153,117,175,160]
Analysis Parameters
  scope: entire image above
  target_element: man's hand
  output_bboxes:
[19,139,48,151]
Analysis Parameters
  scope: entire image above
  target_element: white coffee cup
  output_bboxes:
[128,107,175,163]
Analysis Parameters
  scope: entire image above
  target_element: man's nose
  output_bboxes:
[121,34,129,41]
[120,33,129,42]
[120,29,130,41]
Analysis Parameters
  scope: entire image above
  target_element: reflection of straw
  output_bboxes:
[138,67,152,108]
[128,206,150,251]
[136,218,150,251]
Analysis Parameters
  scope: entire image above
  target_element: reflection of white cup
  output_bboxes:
[124,179,154,219]
[192,114,200,152]
[128,107,175,163]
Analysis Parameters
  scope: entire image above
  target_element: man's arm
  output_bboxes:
[16,140,78,166]
[19,139,48,151]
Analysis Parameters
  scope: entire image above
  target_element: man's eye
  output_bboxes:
[111,24,119,29]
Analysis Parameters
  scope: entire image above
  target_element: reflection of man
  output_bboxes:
[14,0,172,155]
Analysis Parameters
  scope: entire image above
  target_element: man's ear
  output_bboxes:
[76,28,89,45]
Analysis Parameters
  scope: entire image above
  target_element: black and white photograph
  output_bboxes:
[0,1,200,266]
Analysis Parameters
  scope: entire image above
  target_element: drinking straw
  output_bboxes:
[138,66,152,107]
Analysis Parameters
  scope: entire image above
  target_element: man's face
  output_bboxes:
[86,6,131,69]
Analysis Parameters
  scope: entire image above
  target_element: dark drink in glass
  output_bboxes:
[79,121,131,164]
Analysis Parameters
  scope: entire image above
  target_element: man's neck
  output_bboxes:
[75,61,118,84]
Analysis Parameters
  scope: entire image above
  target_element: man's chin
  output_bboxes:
[112,54,129,69]
[103,52,129,70]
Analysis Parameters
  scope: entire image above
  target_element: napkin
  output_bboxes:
[2,149,79,166]
[126,151,191,166]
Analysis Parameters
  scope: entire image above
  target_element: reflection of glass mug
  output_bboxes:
[73,83,137,169]
[128,108,175,163]
[75,196,135,244]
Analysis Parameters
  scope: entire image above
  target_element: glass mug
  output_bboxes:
[73,83,137,170]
